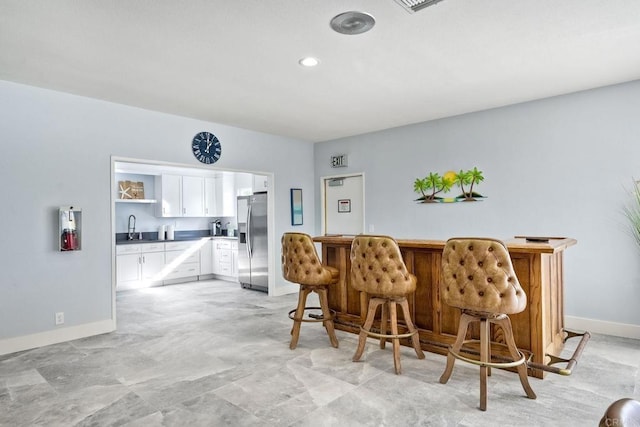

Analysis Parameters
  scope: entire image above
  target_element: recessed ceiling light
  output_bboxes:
[299,57,319,67]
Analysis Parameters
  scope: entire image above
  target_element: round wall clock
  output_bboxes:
[192,131,221,164]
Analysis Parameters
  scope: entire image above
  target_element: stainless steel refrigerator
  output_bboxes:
[237,193,268,292]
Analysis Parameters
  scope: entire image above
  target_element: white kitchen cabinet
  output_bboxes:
[155,174,205,217]
[155,174,182,217]
[116,252,141,287]
[252,174,269,193]
[200,239,214,275]
[140,247,165,282]
[204,177,216,217]
[212,239,232,276]
[235,173,253,196]
[164,241,201,280]
[214,172,236,217]
[231,240,238,278]
[116,243,165,289]
[181,176,205,217]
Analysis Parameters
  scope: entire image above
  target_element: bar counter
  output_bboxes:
[313,235,577,378]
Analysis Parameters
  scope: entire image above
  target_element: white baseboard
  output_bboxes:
[565,315,640,340]
[0,319,116,356]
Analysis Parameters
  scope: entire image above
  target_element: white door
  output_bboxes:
[323,174,364,235]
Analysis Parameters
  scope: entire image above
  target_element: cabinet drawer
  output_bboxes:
[165,250,200,264]
[217,263,232,275]
[164,241,199,251]
[116,244,141,255]
[141,243,165,253]
[164,263,200,280]
[218,251,231,262]
[214,240,232,250]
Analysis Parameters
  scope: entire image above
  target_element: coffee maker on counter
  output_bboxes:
[210,220,222,236]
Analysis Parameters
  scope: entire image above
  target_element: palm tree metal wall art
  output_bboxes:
[414,167,485,203]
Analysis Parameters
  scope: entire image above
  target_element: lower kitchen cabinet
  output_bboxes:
[212,238,238,280]
[200,239,214,275]
[116,238,235,289]
[164,241,201,281]
[116,243,165,289]
[140,251,165,281]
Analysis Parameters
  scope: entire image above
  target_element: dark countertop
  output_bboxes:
[116,230,237,245]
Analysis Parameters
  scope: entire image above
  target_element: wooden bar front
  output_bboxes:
[313,235,577,379]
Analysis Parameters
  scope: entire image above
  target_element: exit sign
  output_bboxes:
[331,154,348,168]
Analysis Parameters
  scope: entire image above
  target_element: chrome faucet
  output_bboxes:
[127,215,136,240]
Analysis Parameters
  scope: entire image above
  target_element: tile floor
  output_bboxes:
[1,280,638,426]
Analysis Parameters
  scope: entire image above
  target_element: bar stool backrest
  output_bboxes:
[350,235,416,297]
[441,237,526,315]
[281,232,334,286]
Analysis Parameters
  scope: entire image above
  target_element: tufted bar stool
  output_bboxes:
[350,235,425,374]
[281,232,339,350]
[439,237,536,410]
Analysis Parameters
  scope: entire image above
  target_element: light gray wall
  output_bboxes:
[315,80,640,328]
[0,80,315,343]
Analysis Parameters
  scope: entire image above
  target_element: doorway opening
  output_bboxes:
[321,173,365,235]
[110,157,276,325]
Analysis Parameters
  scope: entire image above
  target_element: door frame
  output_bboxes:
[320,172,365,236]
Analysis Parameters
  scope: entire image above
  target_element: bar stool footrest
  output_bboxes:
[448,339,526,368]
[288,307,336,323]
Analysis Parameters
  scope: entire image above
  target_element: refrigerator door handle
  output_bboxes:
[246,203,253,258]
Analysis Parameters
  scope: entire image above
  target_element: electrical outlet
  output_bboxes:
[55,312,64,325]
[368,224,375,233]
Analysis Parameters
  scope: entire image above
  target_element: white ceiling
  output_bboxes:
[2,0,640,142]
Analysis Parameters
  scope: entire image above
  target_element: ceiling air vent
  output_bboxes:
[394,0,446,13]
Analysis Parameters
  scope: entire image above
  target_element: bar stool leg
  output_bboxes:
[380,301,388,349]
[353,298,382,362]
[290,286,311,350]
[399,298,425,359]
[389,300,402,374]
[317,287,338,348]
[479,318,490,411]
[440,313,474,383]
[496,316,536,399]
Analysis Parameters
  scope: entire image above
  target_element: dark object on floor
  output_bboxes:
[599,398,640,427]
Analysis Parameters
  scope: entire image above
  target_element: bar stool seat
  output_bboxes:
[281,232,339,350]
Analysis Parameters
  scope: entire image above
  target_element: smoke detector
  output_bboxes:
[394,0,446,13]
[330,11,375,35]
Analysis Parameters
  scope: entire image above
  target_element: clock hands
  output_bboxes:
[204,140,212,153]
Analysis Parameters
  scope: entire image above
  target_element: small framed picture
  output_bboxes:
[290,188,303,225]
[338,199,351,213]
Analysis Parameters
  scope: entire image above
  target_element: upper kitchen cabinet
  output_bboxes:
[214,172,236,217]
[204,177,216,217]
[155,174,205,217]
[155,174,181,217]
[181,176,205,217]
[235,173,253,196]
[253,174,269,193]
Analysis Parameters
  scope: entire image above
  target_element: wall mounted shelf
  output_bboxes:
[115,199,157,204]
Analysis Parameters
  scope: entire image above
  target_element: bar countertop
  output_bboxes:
[313,235,577,254]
